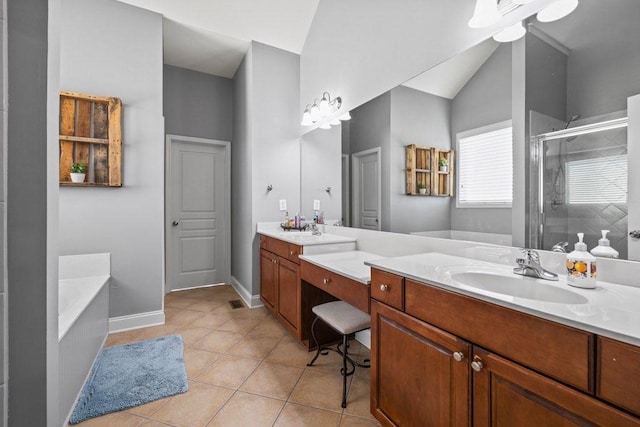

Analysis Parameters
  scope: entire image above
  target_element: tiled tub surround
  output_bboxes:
[59,253,111,426]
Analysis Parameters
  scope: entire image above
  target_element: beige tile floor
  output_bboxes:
[74,285,381,427]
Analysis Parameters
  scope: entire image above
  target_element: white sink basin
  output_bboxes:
[450,271,588,304]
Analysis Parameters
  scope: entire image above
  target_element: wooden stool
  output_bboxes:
[307,301,371,408]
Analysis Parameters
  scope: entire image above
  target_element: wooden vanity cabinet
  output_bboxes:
[371,300,470,427]
[370,268,640,427]
[259,235,303,339]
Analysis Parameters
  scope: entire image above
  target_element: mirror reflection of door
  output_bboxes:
[352,148,381,230]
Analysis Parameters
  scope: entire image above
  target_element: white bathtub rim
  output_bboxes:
[58,275,110,341]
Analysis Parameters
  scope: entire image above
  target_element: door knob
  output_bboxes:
[172,221,179,226]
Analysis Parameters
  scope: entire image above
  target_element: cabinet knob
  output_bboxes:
[323,278,331,285]
[272,259,277,264]
[380,284,389,292]
[453,352,464,362]
[290,250,295,256]
[471,357,483,372]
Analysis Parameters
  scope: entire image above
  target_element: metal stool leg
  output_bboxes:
[307,316,322,366]
[341,333,348,408]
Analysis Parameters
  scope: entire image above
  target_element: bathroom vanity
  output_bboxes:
[257,226,640,426]
[366,253,640,427]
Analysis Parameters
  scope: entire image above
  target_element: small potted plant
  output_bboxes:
[418,184,427,195]
[70,162,87,183]
[439,157,448,173]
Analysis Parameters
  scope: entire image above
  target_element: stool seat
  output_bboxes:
[312,301,370,335]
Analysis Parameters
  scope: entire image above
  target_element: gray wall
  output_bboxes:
[451,43,513,235]
[232,42,300,298]
[389,86,451,234]
[59,0,165,318]
[349,92,390,230]
[7,0,61,424]
[163,65,233,141]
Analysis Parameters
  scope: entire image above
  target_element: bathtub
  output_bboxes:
[59,253,110,426]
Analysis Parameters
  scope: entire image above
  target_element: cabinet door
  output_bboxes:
[472,347,640,427]
[371,300,471,427]
[259,249,277,314]
[277,257,301,339]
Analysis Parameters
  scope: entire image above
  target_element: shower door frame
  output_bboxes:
[529,117,629,251]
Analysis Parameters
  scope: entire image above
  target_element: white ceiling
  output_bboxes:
[116,0,320,78]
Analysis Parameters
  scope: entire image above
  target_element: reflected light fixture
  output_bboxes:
[493,20,526,42]
[301,92,351,129]
[468,0,501,28]
[537,0,579,22]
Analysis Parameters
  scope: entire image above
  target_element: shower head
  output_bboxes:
[564,114,582,129]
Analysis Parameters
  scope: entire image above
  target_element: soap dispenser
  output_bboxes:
[566,233,597,289]
[590,230,619,259]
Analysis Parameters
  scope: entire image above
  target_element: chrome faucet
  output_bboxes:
[551,241,569,253]
[309,223,321,235]
[513,249,558,281]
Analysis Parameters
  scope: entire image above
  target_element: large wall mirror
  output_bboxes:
[300,0,640,261]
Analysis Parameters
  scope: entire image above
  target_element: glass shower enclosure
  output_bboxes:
[530,117,628,259]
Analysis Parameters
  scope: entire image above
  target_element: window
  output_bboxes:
[566,155,627,204]
[456,121,513,208]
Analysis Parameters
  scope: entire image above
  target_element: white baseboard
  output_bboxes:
[230,276,263,308]
[109,310,165,333]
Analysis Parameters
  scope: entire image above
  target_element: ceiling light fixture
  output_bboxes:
[537,0,579,22]
[301,92,350,129]
[468,0,501,28]
[493,20,526,42]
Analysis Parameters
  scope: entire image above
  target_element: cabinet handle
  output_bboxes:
[323,278,331,285]
[471,357,483,372]
[453,352,464,362]
[380,284,389,292]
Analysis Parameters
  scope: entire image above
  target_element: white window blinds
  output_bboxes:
[457,126,513,207]
[565,155,627,204]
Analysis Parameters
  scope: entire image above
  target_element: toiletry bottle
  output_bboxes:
[566,232,597,289]
[284,211,290,228]
[313,211,318,224]
[590,230,619,259]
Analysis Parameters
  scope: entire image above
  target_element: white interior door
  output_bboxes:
[342,154,350,227]
[167,135,230,291]
[628,94,639,261]
[352,148,381,230]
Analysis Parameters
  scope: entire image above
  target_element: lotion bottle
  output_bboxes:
[566,232,597,289]
[590,230,619,259]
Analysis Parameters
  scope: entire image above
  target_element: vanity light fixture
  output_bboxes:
[301,92,351,129]
[468,0,501,28]
[493,20,526,42]
[537,0,579,22]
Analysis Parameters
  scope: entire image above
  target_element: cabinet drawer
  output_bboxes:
[405,279,594,393]
[370,269,404,311]
[300,260,369,313]
[259,235,302,264]
[597,337,640,416]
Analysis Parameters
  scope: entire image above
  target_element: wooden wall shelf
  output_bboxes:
[59,91,122,187]
[405,145,454,197]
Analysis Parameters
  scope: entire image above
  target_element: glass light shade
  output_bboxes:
[319,97,330,115]
[468,0,501,28]
[329,117,341,125]
[310,104,321,121]
[512,0,534,4]
[319,122,331,129]
[339,112,351,121]
[493,21,526,42]
[301,111,313,126]
[537,0,578,22]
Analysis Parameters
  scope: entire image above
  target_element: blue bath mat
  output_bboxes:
[70,334,188,424]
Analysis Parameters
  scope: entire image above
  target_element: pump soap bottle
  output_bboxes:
[590,230,619,259]
[566,233,597,289]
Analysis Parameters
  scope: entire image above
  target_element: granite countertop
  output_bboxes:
[299,251,386,284]
[366,252,640,347]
